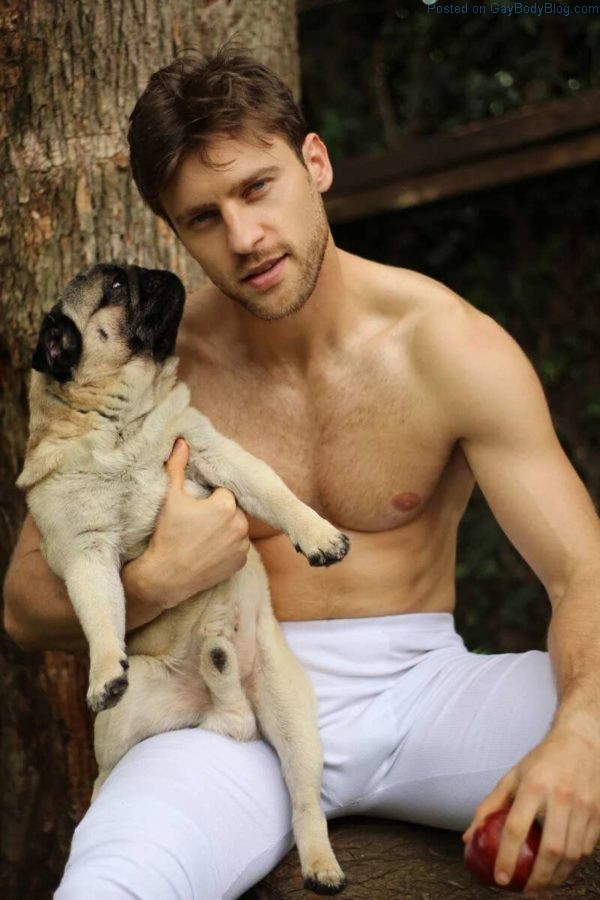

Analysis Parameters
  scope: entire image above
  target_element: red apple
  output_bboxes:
[464,807,542,892]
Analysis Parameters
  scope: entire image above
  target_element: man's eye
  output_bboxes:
[190,181,267,225]
[248,180,267,194]
[191,211,217,226]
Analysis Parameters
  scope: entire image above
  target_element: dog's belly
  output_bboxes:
[121,465,212,562]
[232,621,259,680]
[169,627,258,715]
[120,465,171,561]
[171,660,213,710]
[169,590,260,709]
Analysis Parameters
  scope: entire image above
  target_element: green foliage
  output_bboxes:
[300,1,600,158]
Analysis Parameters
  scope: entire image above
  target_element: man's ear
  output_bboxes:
[301,133,333,194]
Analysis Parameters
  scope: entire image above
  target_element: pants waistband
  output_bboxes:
[280,612,464,681]
[280,611,456,635]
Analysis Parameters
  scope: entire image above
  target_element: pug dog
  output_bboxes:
[16,263,349,894]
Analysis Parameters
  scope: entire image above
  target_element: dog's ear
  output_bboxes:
[127,268,185,363]
[32,308,82,383]
[130,298,183,363]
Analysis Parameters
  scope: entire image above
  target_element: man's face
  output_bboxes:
[159,133,331,320]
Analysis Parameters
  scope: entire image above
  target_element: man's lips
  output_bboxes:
[241,253,285,281]
[240,254,287,290]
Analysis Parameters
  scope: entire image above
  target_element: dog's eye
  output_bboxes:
[98,328,108,340]
[111,278,123,291]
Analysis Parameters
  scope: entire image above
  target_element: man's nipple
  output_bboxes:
[392,491,422,512]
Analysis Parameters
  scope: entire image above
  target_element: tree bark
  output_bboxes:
[0,2,298,897]
[245,817,600,899]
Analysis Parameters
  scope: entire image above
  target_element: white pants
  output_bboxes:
[55,612,558,900]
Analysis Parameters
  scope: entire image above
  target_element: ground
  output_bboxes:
[243,817,600,899]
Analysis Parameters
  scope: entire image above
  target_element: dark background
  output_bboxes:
[298,0,600,653]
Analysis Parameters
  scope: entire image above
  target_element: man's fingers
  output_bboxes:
[549,857,578,892]
[462,772,516,845]
[523,800,570,895]
[165,438,189,490]
[548,807,600,888]
[207,486,238,514]
[493,790,542,887]
[583,817,600,856]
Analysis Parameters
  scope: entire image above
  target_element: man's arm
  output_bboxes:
[3,513,166,654]
[421,299,600,896]
[426,303,600,717]
[3,440,251,654]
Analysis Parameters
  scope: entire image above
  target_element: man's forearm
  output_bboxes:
[3,550,166,654]
[547,563,600,740]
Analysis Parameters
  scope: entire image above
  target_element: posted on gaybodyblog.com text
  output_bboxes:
[421,0,598,16]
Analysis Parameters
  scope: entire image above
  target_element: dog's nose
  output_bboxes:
[32,309,82,383]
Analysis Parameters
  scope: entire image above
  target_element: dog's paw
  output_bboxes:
[87,656,129,713]
[303,858,347,895]
[294,522,350,568]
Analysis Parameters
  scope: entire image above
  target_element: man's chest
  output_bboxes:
[179,343,457,535]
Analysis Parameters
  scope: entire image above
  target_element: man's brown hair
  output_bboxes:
[127,46,307,228]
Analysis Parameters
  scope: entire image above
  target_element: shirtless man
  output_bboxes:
[4,48,600,900]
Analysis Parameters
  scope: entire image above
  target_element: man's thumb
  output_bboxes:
[165,437,189,490]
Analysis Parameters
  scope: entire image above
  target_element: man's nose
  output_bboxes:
[224,208,265,256]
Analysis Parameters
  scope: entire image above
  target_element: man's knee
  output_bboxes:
[55,829,219,900]
[54,731,291,899]
[56,871,139,899]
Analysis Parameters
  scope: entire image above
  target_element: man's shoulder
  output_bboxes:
[407,277,541,441]
[344,251,473,325]
[411,281,519,377]
[355,254,524,402]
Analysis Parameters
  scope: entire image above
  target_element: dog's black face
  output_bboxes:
[32,264,186,383]
[32,308,82,384]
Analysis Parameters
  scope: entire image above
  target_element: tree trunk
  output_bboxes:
[245,817,600,899]
[0,3,298,897]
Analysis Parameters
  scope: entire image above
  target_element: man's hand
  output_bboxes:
[141,438,251,608]
[462,727,600,897]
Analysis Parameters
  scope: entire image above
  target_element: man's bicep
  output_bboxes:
[4,513,40,640]
[4,512,43,621]
[6,512,42,574]
[462,426,600,604]
[427,303,600,604]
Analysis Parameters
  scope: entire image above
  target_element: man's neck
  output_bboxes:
[222,239,358,370]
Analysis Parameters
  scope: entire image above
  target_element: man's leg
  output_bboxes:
[54,728,297,900]
[353,644,558,830]
[278,614,558,832]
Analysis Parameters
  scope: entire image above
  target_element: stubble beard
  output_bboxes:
[213,199,330,321]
